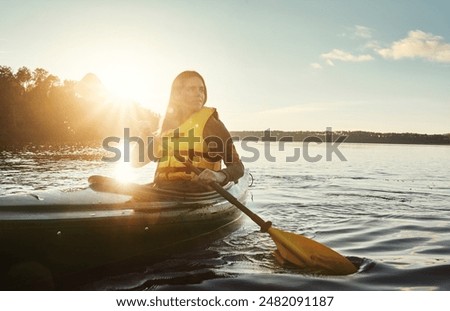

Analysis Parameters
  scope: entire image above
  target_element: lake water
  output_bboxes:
[1,142,449,290]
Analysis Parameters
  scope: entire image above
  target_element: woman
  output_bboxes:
[133,71,244,192]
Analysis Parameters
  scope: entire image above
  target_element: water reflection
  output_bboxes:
[1,143,450,290]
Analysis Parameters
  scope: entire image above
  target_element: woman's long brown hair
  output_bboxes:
[159,71,208,133]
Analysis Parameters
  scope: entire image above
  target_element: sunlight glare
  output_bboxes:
[98,67,168,115]
[111,140,138,183]
[101,68,149,105]
[88,50,162,110]
[74,45,169,114]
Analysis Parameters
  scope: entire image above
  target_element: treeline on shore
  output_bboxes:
[0,65,159,147]
[230,130,450,145]
[1,65,448,147]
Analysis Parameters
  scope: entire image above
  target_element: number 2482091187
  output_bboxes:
[259,296,334,307]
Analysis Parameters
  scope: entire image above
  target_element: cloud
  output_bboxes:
[310,62,323,69]
[321,49,374,66]
[314,28,450,68]
[354,25,373,39]
[377,30,450,63]
[340,25,373,40]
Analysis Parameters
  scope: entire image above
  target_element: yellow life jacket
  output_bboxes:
[154,107,221,182]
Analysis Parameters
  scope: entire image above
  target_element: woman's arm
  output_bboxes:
[203,116,245,183]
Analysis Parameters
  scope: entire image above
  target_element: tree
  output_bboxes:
[0,66,21,135]
[1,65,160,145]
[15,66,32,93]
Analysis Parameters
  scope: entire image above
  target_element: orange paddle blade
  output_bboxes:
[268,227,357,275]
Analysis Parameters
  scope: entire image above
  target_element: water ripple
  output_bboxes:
[2,143,450,290]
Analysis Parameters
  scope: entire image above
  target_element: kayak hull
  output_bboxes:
[0,173,248,289]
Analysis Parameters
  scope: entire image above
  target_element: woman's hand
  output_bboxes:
[195,169,226,184]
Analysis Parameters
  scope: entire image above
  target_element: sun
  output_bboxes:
[75,45,169,114]
[89,59,164,113]
[100,68,150,104]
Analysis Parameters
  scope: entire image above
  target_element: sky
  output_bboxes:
[1,0,449,134]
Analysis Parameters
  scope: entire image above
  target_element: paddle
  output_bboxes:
[183,161,358,275]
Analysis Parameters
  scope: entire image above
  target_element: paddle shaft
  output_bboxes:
[184,162,272,232]
[88,170,357,274]
[179,159,358,274]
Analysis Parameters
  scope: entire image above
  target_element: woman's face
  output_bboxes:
[177,76,206,114]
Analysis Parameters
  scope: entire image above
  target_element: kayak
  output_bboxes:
[0,171,249,289]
